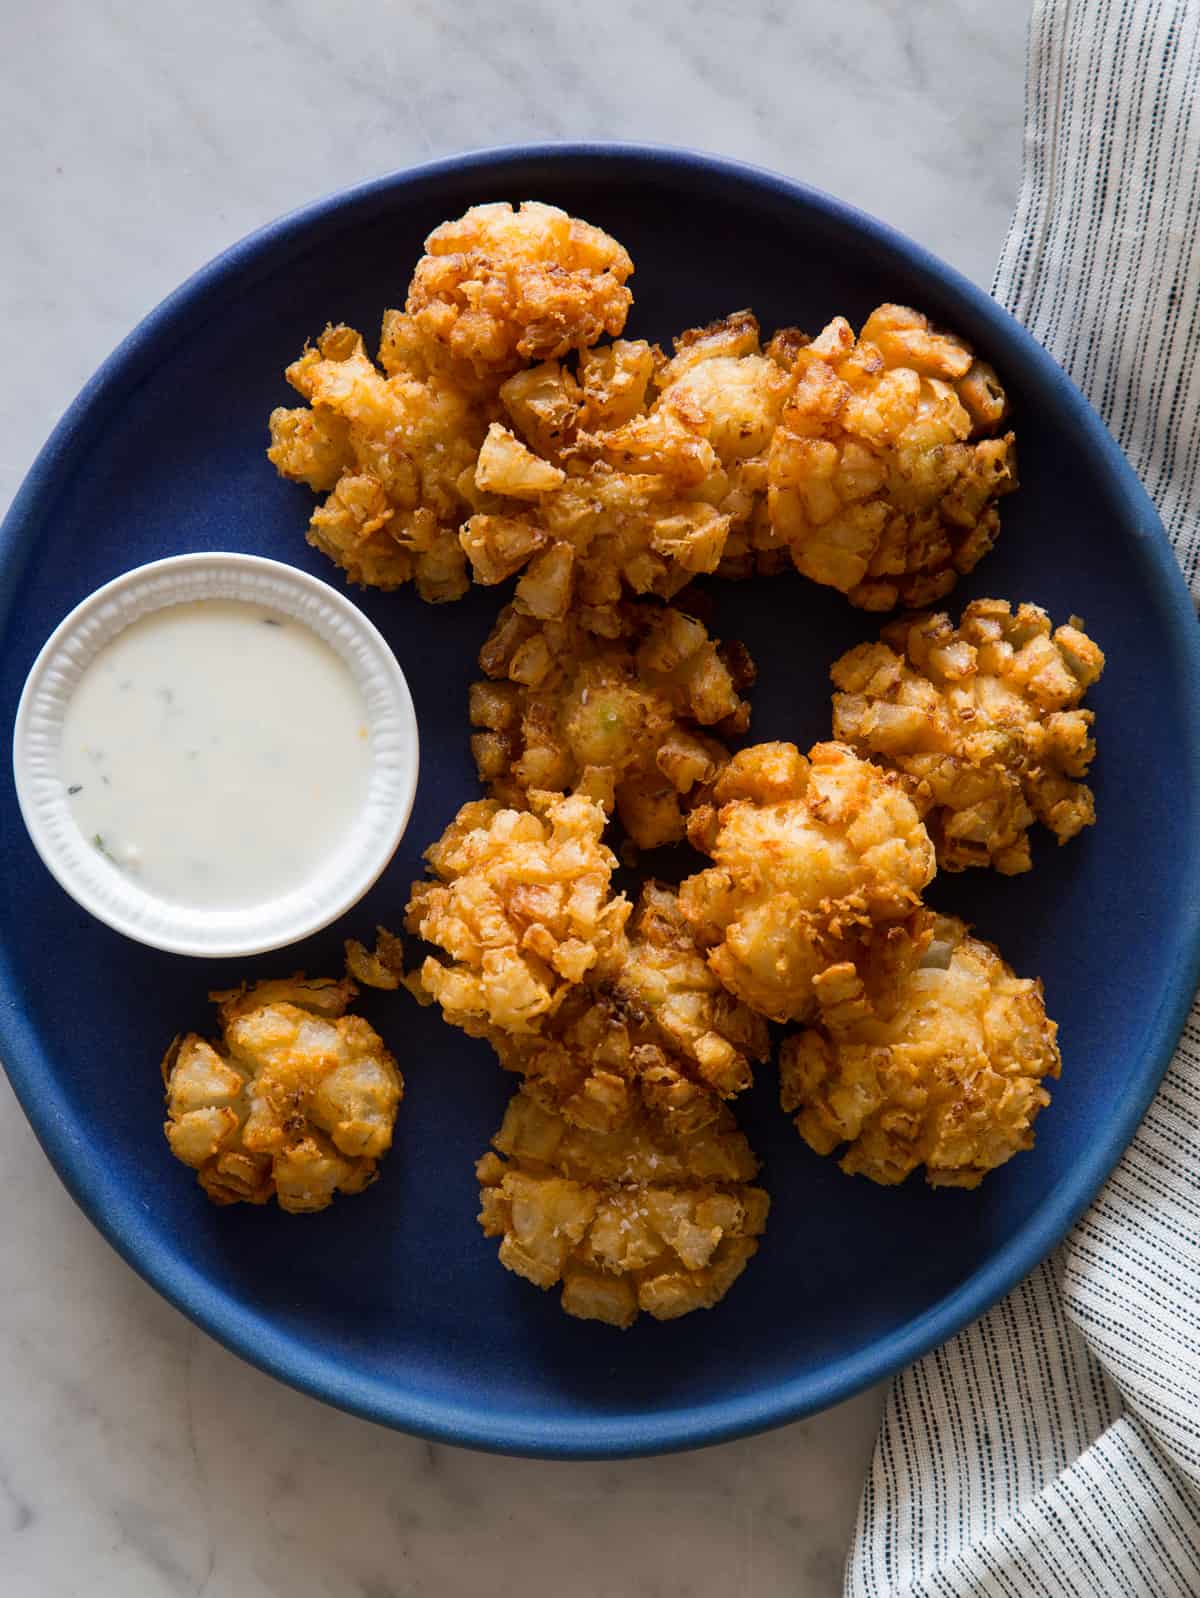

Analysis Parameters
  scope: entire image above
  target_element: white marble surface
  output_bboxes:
[0,2,1026,1592]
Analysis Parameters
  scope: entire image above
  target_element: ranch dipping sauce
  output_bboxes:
[60,599,371,909]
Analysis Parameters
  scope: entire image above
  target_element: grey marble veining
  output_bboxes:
[0,1,1026,1593]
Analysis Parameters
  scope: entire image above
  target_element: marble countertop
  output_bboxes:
[0,2,1026,1592]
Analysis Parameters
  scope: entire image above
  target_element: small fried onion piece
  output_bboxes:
[571,310,789,515]
[406,201,633,382]
[464,312,789,636]
[477,1083,769,1328]
[479,882,771,1135]
[469,600,755,849]
[162,976,404,1212]
[267,323,483,599]
[405,792,631,1037]
[678,741,936,1024]
[779,915,1060,1188]
[610,882,770,1101]
[344,926,411,992]
[766,304,1016,610]
[831,599,1105,874]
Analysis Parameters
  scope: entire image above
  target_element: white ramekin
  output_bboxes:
[12,552,419,958]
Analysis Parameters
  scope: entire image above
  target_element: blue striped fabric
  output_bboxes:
[847,3,1200,1592]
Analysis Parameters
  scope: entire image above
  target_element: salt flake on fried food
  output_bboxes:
[678,741,936,1024]
[766,304,1016,609]
[267,324,483,598]
[162,976,404,1212]
[469,600,755,850]
[480,882,771,1135]
[406,201,634,383]
[779,915,1060,1188]
[832,599,1105,873]
[477,1082,769,1328]
[405,792,631,1036]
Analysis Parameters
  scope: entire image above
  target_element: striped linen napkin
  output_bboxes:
[847,3,1200,1594]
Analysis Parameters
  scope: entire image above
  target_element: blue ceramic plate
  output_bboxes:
[3,146,1199,1459]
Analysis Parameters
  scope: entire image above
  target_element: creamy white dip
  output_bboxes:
[60,600,371,909]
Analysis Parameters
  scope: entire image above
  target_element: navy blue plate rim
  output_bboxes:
[4,142,1200,1459]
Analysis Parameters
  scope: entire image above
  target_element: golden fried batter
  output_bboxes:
[832,599,1105,873]
[405,791,631,1036]
[344,926,410,991]
[463,312,790,633]
[267,323,483,598]
[162,976,404,1212]
[407,201,633,383]
[572,311,788,514]
[469,600,755,849]
[779,915,1060,1187]
[477,1083,769,1327]
[678,741,936,1023]
[765,305,1016,609]
[498,335,659,464]
[480,882,770,1134]
[613,882,770,1098]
